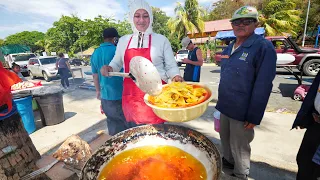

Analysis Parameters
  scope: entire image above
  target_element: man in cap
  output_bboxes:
[215,6,277,179]
[91,28,130,136]
[181,37,204,82]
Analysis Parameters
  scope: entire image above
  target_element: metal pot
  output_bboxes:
[81,124,222,180]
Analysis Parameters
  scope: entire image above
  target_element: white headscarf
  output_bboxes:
[128,0,153,35]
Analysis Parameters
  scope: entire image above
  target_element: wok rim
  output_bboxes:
[80,124,222,180]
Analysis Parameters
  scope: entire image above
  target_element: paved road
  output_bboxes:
[29,65,310,114]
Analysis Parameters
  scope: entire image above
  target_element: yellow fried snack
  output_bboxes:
[148,82,208,108]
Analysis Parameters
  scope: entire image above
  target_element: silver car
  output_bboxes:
[28,56,58,82]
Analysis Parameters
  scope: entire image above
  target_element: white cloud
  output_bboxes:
[0,22,52,38]
[160,4,176,17]
[0,0,125,20]
[160,1,184,17]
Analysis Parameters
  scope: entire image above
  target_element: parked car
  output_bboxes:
[5,53,36,76]
[175,49,189,66]
[215,36,320,76]
[28,56,58,82]
[69,58,83,66]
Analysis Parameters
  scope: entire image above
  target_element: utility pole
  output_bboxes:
[302,0,311,47]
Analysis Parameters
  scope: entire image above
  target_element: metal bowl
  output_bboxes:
[81,124,222,180]
[144,83,214,122]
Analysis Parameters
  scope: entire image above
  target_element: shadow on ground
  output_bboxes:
[210,69,221,73]
[278,83,299,98]
[34,111,78,130]
[65,112,77,120]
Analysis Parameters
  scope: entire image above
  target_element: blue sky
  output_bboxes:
[0,0,216,39]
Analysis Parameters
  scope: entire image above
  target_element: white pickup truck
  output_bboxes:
[5,53,36,75]
[175,49,189,66]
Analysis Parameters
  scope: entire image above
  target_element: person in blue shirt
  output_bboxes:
[181,37,204,82]
[292,71,320,180]
[91,28,130,136]
[215,6,277,179]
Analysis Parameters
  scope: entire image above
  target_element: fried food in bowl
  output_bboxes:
[144,82,213,122]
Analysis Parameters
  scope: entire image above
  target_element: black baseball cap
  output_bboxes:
[103,28,120,38]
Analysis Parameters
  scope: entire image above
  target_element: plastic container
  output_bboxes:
[13,96,36,134]
[35,92,65,126]
[213,111,221,133]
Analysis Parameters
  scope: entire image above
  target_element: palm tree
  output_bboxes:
[167,0,205,39]
[259,0,301,36]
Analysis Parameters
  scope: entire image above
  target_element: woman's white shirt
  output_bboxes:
[109,33,180,82]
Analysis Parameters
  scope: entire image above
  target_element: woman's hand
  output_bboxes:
[100,66,113,77]
[172,75,183,82]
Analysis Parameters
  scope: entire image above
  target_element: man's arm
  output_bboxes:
[246,41,277,125]
[90,52,101,100]
[92,74,101,100]
[183,48,204,66]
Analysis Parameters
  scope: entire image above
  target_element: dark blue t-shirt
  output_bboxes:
[183,47,201,82]
[57,58,68,69]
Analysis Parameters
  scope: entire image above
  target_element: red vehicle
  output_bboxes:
[215,36,320,76]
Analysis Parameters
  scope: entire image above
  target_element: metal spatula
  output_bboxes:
[109,56,162,96]
[20,159,59,180]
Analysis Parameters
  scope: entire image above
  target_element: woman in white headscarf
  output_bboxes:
[101,0,182,125]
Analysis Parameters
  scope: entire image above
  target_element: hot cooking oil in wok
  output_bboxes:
[98,145,207,180]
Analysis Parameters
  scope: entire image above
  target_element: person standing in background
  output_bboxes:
[56,53,71,89]
[181,37,204,82]
[91,28,130,136]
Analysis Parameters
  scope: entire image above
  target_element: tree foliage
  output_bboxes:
[206,0,244,21]
[4,31,45,52]
[4,0,318,54]
[152,7,181,52]
[43,15,132,55]
[0,39,4,47]
[260,0,301,36]
[167,0,205,38]
[300,0,320,35]
[44,15,82,53]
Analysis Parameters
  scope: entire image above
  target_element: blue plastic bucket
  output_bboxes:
[13,96,36,134]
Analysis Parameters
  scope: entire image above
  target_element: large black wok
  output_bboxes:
[81,124,222,180]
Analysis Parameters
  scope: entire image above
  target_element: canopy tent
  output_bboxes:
[0,44,31,55]
[215,27,265,40]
